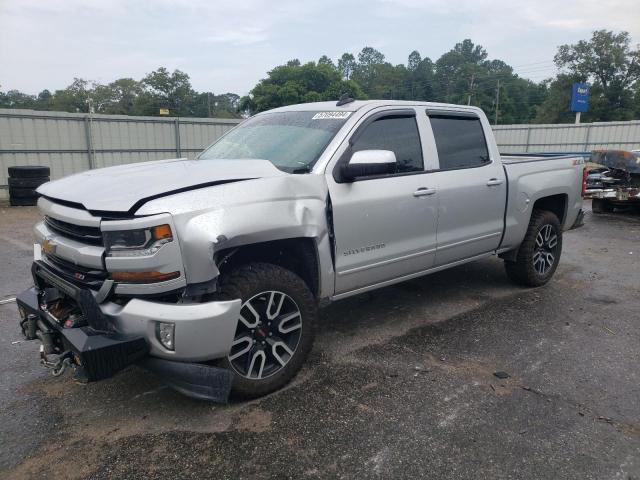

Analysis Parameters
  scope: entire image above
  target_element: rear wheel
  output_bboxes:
[504,209,562,287]
[212,263,317,398]
[591,198,614,214]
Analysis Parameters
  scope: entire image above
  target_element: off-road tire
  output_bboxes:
[591,198,614,214]
[9,197,38,206]
[504,209,562,287]
[8,176,49,189]
[9,187,38,199]
[8,166,50,178]
[212,262,317,399]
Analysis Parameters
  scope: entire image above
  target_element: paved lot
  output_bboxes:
[0,201,639,479]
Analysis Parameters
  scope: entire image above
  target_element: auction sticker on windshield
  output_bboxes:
[312,112,352,120]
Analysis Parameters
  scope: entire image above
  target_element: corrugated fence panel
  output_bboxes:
[2,108,639,200]
[494,120,640,152]
[179,119,238,158]
[93,151,174,169]
[0,109,240,199]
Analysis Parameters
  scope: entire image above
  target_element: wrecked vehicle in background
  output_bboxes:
[588,150,640,213]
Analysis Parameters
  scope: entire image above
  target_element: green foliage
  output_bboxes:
[541,30,640,122]
[240,61,365,114]
[534,74,581,123]
[2,31,639,123]
[337,53,356,80]
[50,78,92,113]
[0,68,241,118]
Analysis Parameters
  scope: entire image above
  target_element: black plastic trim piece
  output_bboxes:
[425,108,480,118]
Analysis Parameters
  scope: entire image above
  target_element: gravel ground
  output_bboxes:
[0,200,639,479]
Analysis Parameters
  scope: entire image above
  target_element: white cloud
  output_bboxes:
[376,0,640,35]
[0,0,638,96]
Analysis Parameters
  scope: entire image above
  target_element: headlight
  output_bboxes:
[103,224,173,257]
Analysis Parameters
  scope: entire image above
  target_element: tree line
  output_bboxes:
[0,67,242,118]
[1,30,638,124]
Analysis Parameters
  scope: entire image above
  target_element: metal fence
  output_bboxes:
[2,108,640,199]
[0,109,240,198]
[493,120,640,153]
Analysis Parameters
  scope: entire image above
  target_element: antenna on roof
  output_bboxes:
[336,93,355,106]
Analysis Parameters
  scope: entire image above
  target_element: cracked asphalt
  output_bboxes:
[1,200,639,479]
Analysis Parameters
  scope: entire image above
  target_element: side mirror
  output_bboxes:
[341,150,397,182]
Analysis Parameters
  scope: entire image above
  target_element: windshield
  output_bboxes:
[198,111,351,173]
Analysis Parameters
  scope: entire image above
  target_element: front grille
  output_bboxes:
[44,254,107,289]
[45,216,103,245]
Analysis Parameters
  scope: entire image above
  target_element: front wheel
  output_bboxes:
[504,209,562,287]
[212,263,317,398]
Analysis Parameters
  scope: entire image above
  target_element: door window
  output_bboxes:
[351,115,424,174]
[429,115,490,170]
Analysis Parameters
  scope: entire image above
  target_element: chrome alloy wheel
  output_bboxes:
[228,291,303,380]
[532,224,558,275]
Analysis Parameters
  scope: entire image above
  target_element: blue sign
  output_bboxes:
[570,83,589,112]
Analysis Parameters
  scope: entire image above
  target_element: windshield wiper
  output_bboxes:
[292,165,312,174]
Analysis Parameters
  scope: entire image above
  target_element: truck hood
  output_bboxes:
[37,158,287,213]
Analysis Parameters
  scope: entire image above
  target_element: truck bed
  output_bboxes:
[499,153,585,251]
[501,153,586,165]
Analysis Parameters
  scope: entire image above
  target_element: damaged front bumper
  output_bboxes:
[16,260,241,401]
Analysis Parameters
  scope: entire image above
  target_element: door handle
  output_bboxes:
[486,178,504,186]
[413,187,436,197]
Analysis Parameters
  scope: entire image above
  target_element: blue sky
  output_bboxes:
[1,0,638,95]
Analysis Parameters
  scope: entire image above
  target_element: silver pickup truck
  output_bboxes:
[16,100,585,401]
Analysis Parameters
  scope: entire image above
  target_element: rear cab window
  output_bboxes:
[428,114,490,170]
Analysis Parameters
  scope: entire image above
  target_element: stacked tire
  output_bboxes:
[8,166,50,206]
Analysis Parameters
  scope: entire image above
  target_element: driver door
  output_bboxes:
[326,108,439,296]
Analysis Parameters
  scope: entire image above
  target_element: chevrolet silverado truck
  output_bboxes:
[16,100,586,401]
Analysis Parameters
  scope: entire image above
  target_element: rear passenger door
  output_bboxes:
[425,111,507,266]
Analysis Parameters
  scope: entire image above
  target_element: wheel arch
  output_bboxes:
[532,193,568,227]
[215,237,322,298]
[500,193,568,262]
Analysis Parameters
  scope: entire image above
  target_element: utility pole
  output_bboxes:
[207,92,212,118]
[494,79,501,125]
[467,73,475,106]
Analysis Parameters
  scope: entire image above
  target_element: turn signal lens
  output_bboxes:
[110,271,180,283]
[152,224,172,240]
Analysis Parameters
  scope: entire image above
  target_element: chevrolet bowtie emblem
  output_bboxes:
[41,238,56,255]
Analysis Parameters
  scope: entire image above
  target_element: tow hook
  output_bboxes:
[40,346,73,377]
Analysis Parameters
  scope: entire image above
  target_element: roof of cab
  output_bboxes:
[266,99,484,115]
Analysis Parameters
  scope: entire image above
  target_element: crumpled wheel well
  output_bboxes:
[215,238,320,298]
